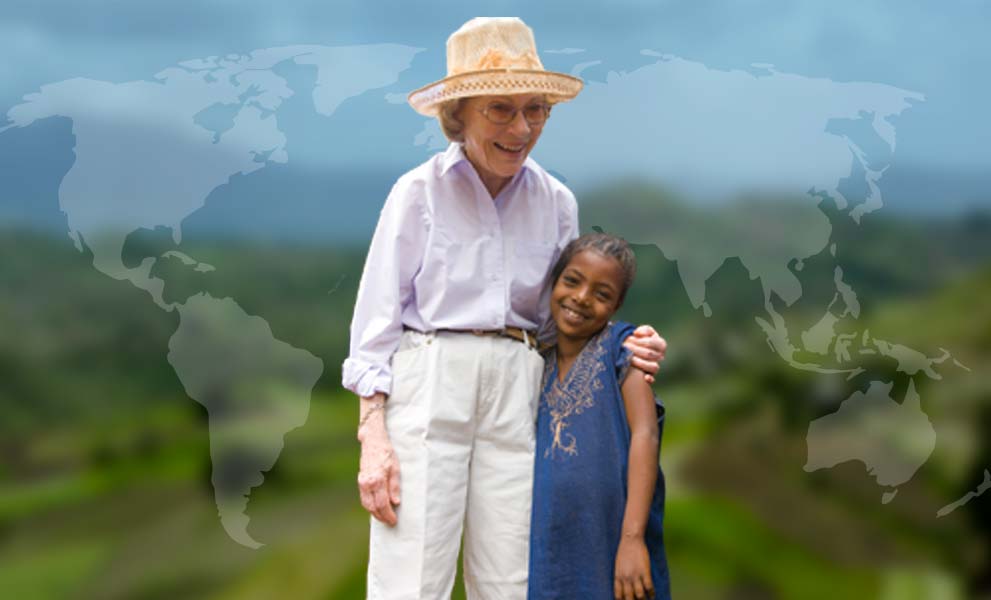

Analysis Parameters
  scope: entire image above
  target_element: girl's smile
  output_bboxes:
[550,249,625,344]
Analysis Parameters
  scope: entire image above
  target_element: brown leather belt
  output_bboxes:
[406,326,539,350]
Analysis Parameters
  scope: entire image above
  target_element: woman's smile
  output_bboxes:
[460,94,545,196]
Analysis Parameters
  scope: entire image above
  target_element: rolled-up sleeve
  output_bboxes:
[342,178,428,397]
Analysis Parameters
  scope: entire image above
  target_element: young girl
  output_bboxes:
[529,233,670,600]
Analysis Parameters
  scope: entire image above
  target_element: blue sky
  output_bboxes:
[2,0,989,223]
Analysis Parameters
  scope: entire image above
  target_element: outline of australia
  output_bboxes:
[805,380,936,504]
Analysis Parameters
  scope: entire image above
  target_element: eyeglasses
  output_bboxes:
[476,101,552,126]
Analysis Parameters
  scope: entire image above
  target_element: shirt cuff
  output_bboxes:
[342,358,392,398]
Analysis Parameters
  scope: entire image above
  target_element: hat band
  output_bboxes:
[409,69,583,116]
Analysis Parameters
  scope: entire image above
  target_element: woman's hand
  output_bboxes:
[357,394,402,526]
[614,536,655,600]
[623,325,667,384]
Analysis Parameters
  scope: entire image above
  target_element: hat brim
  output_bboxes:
[408,69,583,117]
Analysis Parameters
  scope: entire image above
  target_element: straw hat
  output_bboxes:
[408,17,583,117]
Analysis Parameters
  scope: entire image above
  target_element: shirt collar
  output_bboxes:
[440,142,537,182]
[439,142,466,176]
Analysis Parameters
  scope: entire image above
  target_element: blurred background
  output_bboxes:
[1,1,989,598]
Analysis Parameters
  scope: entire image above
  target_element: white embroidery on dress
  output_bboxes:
[542,326,613,459]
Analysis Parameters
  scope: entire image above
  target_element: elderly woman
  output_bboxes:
[343,17,666,599]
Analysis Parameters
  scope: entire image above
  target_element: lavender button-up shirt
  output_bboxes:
[342,143,579,398]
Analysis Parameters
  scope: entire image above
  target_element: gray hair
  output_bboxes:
[438,98,468,143]
[551,232,637,308]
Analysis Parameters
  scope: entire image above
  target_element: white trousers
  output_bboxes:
[367,330,545,600]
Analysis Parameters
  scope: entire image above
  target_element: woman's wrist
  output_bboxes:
[358,394,388,441]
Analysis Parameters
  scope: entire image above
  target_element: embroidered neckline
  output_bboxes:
[542,324,614,459]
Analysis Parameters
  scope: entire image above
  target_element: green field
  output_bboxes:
[2,195,989,598]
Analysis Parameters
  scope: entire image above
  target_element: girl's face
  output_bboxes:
[550,249,625,344]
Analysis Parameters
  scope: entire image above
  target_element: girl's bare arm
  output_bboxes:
[614,371,660,599]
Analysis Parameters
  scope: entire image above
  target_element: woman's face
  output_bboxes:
[459,94,547,195]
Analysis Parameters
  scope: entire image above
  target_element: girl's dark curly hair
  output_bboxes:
[550,231,637,308]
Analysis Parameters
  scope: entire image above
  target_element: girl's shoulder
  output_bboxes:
[601,321,637,381]
[603,320,637,351]
[606,320,636,337]
[572,321,635,366]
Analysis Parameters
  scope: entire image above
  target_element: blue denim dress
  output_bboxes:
[528,321,670,599]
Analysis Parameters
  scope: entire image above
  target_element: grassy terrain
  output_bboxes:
[1,198,989,597]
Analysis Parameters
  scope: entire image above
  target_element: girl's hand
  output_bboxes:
[614,536,655,600]
[357,394,402,526]
[622,325,667,384]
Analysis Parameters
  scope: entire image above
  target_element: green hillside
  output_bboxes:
[1,192,989,598]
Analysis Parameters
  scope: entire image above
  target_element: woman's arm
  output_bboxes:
[622,325,667,384]
[346,177,427,526]
[343,176,428,398]
[614,370,659,600]
[357,393,401,526]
